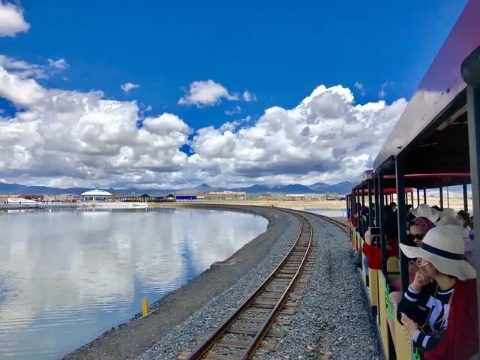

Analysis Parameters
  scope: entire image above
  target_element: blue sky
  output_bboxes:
[0,0,469,188]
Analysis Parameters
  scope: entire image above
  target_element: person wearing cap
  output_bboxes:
[396,225,478,359]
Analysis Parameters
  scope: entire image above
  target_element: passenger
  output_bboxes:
[356,205,368,238]
[390,202,397,212]
[397,226,478,359]
[385,203,396,220]
[436,214,464,227]
[406,204,415,221]
[410,204,440,223]
[351,203,362,228]
[457,210,473,229]
[407,216,437,246]
[387,217,436,345]
[436,214,476,267]
[431,205,443,216]
[440,208,458,219]
[390,217,435,292]
[362,215,399,271]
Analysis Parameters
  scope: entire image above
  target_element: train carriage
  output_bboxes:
[354,0,480,358]
[347,172,473,359]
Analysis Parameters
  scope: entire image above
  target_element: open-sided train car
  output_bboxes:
[348,1,480,359]
[347,171,472,359]
[346,170,415,258]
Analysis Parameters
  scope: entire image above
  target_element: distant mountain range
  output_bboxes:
[0,181,356,196]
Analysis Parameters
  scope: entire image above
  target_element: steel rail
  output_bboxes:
[184,210,313,360]
[241,213,313,358]
[289,209,347,233]
[316,214,347,233]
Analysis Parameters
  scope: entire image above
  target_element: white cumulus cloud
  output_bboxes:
[0,1,30,37]
[47,58,69,70]
[379,81,394,98]
[188,85,407,186]
[225,106,242,116]
[0,55,407,189]
[178,81,257,107]
[354,82,366,96]
[0,56,191,188]
[242,90,257,102]
[178,80,240,107]
[121,82,140,93]
[0,56,68,80]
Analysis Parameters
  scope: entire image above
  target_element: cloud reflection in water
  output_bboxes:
[0,208,267,359]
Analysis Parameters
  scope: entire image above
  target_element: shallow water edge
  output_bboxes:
[63,204,291,360]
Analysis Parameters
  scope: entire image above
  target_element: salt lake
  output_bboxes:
[0,208,268,359]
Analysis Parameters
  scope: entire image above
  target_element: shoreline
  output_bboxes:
[148,200,348,210]
[0,197,472,213]
[138,209,381,360]
[0,199,348,212]
[63,204,295,360]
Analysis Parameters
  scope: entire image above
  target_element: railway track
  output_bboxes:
[310,213,347,234]
[177,208,347,360]
[177,210,314,360]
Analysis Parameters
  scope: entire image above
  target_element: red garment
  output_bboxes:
[352,215,358,227]
[424,279,479,360]
[361,238,399,270]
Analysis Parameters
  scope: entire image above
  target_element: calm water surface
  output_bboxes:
[0,208,267,359]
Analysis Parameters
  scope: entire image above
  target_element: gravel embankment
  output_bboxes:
[139,210,381,360]
[64,205,297,360]
[261,211,381,360]
[138,210,301,360]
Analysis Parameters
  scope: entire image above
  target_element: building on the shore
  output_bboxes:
[21,195,46,201]
[2,196,40,204]
[140,194,176,202]
[122,193,153,202]
[1,194,46,202]
[81,189,114,201]
[206,191,246,200]
[285,194,305,201]
[43,194,80,202]
[175,195,197,201]
[164,194,176,202]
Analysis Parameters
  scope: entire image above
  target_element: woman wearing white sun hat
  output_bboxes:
[410,204,441,223]
[440,208,458,219]
[436,215,476,267]
[396,225,478,359]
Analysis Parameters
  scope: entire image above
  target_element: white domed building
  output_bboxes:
[79,189,147,209]
[81,189,114,201]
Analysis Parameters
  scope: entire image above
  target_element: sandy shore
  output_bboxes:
[146,197,472,211]
[147,199,347,210]
[63,205,295,360]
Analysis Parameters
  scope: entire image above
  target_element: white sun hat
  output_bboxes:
[436,214,464,227]
[409,204,440,223]
[399,225,476,281]
[440,208,458,218]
